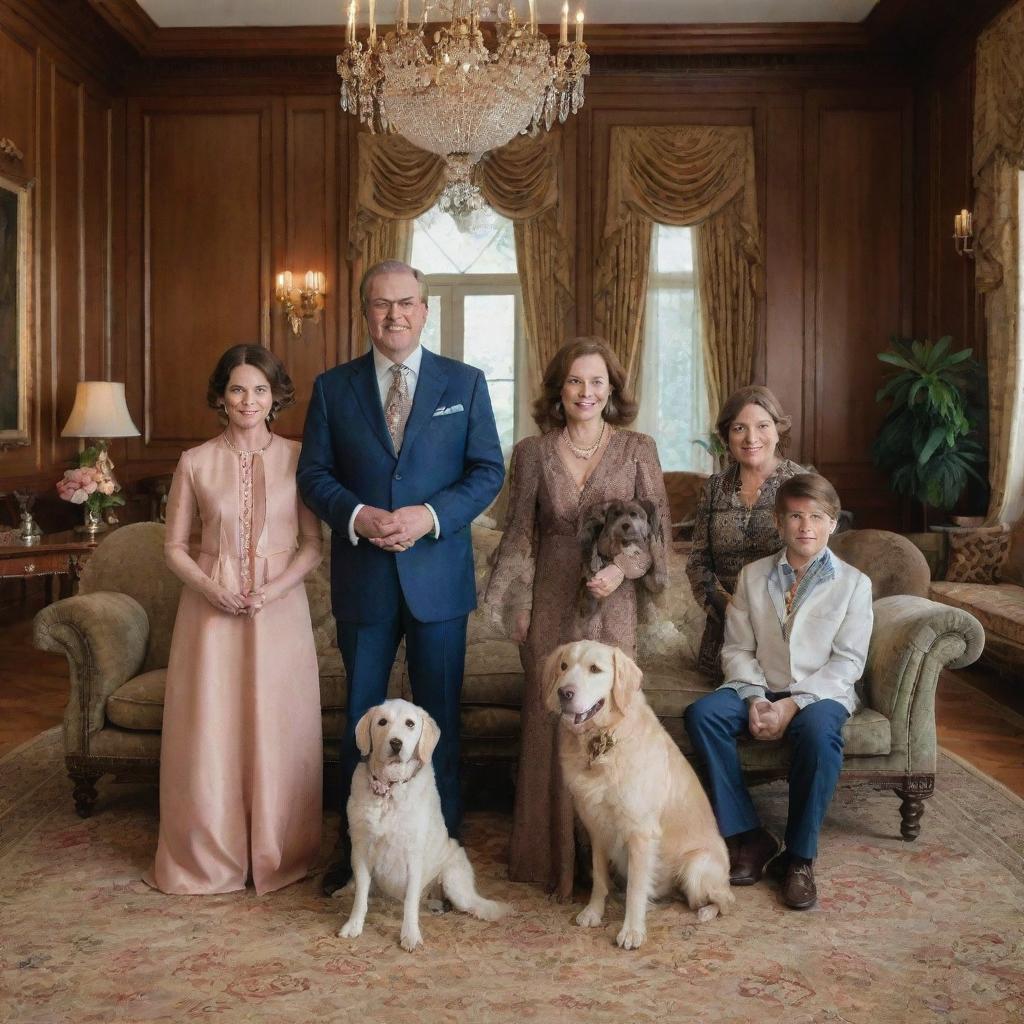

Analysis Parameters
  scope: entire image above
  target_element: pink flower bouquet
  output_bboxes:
[56,447,125,519]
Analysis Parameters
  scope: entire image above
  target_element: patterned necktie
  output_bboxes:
[384,363,410,453]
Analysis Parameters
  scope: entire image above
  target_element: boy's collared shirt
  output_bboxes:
[768,546,836,641]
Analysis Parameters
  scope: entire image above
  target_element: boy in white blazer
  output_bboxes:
[684,473,873,909]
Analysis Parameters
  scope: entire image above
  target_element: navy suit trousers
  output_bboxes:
[336,599,468,839]
[684,688,848,859]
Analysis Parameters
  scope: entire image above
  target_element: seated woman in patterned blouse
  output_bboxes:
[686,385,804,680]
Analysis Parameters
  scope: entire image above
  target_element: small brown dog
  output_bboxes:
[577,499,661,620]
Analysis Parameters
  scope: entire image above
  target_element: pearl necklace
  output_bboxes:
[562,420,605,460]
[223,432,274,455]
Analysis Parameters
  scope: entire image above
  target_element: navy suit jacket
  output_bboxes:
[297,348,505,624]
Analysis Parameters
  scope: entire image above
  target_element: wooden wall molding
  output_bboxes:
[0,12,118,497]
[0,0,130,91]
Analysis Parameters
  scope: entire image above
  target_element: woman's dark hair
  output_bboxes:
[532,336,638,433]
[714,384,792,457]
[206,344,295,425]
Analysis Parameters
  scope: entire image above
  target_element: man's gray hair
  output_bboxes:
[359,260,429,308]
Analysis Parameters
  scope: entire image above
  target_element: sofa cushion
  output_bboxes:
[672,705,892,763]
[462,640,524,707]
[106,670,167,731]
[931,580,1024,646]
[944,525,1011,584]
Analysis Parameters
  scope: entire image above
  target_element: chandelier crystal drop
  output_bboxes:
[337,1,589,208]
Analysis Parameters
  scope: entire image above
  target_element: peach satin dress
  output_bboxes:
[145,435,323,895]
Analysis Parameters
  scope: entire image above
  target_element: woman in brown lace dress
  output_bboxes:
[686,385,803,679]
[485,337,671,898]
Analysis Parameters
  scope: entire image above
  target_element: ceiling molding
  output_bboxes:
[1,0,133,88]
[85,1,871,60]
[84,0,1014,66]
[86,0,159,55]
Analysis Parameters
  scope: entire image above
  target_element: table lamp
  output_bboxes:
[60,382,140,535]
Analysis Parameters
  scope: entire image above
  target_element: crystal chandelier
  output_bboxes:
[337,1,589,213]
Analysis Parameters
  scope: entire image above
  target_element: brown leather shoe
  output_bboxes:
[729,828,781,886]
[781,860,817,909]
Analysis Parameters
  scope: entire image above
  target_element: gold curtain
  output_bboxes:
[594,125,763,414]
[349,132,572,381]
[974,2,1024,524]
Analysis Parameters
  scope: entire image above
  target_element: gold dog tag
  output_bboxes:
[587,730,617,765]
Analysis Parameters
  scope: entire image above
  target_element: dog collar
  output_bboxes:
[367,758,423,797]
[587,730,617,766]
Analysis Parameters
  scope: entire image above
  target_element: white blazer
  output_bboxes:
[721,550,873,715]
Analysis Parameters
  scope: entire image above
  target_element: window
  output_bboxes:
[636,224,711,473]
[411,205,527,455]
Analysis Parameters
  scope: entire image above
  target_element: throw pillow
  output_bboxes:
[944,524,1011,584]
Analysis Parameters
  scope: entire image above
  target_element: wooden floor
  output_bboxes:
[2,607,1023,798]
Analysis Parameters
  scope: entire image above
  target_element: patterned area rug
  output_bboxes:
[2,729,1023,1024]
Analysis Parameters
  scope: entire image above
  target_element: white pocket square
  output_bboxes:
[433,404,465,417]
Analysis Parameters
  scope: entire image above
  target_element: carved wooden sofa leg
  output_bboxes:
[895,775,935,840]
[68,767,101,818]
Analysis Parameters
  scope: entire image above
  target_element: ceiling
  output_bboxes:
[135,0,881,28]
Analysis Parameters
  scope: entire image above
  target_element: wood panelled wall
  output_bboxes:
[0,5,120,512]
[0,0,992,531]
[574,76,912,526]
[122,93,345,473]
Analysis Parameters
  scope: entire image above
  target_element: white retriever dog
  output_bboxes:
[338,698,511,951]
[548,641,734,950]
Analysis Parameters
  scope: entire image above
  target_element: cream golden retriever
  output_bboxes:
[339,699,511,952]
[548,641,733,950]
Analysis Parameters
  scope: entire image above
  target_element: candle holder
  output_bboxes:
[953,208,974,258]
[275,270,327,336]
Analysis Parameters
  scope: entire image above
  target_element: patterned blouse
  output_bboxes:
[686,458,804,677]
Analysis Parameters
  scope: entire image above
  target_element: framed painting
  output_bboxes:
[0,171,31,449]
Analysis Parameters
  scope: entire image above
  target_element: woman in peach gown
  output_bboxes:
[145,344,323,895]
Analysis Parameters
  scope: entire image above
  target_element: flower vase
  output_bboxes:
[76,504,108,537]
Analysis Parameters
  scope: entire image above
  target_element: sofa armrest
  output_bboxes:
[862,595,985,771]
[33,592,150,755]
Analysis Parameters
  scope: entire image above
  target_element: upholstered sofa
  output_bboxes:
[929,519,1024,674]
[34,522,983,840]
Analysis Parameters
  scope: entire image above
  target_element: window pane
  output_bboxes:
[488,381,516,453]
[420,295,442,354]
[411,205,516,275]
[464,294,516,449]
[638,225,710,473]
[656,225,694,274]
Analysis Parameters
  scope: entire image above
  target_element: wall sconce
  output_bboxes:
[953,208,974,258]
[275,271,326,335]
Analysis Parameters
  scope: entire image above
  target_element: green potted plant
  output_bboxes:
[692,431,727,474]
[872,335,987,518]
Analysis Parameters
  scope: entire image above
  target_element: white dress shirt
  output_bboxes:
[348,344,441,545]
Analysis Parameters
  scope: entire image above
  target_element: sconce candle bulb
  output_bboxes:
[953,207,975,258]
[276,269,327,335]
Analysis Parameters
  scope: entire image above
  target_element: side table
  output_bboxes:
[0,529,113,604]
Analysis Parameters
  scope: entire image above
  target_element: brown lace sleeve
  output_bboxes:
[483,437,540,632]
[686,473,729,616]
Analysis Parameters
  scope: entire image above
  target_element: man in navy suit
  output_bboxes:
[298,259,505,894]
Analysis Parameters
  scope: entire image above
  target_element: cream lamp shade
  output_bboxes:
[61,382,140,438]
